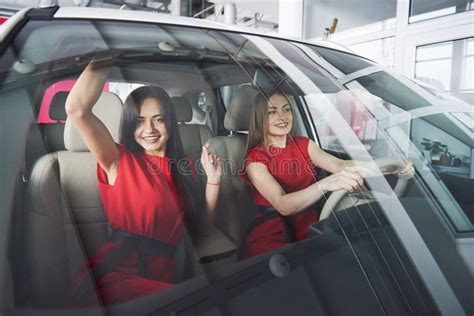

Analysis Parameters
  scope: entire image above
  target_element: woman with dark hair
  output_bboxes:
[242,91,413,257]
[66,61,221,305]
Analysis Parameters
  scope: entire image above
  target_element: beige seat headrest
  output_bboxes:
[172,96,193,123]
[224,85,259,132]
[64,91,123,152]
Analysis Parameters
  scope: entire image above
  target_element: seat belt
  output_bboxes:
[10,137,30,305]
[204,105,213,133]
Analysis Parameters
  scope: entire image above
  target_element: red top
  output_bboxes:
[243,136,317,206]
[72,145,192,305]
[97,144,186,245]
[242,136,319,257]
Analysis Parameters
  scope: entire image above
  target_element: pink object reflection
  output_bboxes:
[38,80,109,124]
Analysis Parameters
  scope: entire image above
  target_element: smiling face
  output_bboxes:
[133,97,169,156]
[266,93,293,141]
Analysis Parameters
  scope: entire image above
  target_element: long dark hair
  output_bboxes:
[120,86,204,230]
[246,91,295,152]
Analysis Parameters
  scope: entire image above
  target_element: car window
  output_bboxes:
[211,31,345,138]
[310,45,376,75]
[4,20,226,66]
[303,91,397,158]
[342,71,474,233]
[412,115,473,227]
[355,71,431,109]
[1,19,249,310]
[1,13,473,316]
[4,20,410,312]
[280,40,474,314]
[209,31,465,313]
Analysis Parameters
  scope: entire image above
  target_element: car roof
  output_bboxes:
[53,7,351,54]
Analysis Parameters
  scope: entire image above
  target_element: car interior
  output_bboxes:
[5,56,441,315]
[8,49,301,306]
[2,17,472,315]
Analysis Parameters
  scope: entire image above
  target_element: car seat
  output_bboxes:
[172,96,238,268]
[22,92,123,307]
[42,91,68,152]
[172,96,212,163]
[205,85,260,249]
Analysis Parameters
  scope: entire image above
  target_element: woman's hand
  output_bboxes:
[376,157,415,179]
[318,166,372,193]
[201,144,222,184]
[397,159,415,180]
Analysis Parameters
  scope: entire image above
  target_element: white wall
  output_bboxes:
[303,0,397,38]
[278,0,303,37]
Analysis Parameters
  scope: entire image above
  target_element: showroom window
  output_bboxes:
[461,38,474,91]
[415,38,474,103]
[347,37,395,68]
[409,0,473,23]
[415,41,454,91]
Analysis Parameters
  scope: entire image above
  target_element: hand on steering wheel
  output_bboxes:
[317,166,369,193]
[319,157,413,221]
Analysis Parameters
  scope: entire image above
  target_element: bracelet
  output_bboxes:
[207,181,220,185]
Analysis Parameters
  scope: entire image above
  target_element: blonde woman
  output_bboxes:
[242,92,413,257]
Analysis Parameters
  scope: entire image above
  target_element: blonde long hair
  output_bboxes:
[246,91,295,152]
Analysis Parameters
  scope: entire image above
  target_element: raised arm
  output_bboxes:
[65,61,120,181]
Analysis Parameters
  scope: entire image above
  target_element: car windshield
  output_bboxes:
[0,14,472,315]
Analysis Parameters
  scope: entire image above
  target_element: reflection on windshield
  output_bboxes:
[452,112,474,133]
[278,41,474,237]
[304,88,473,233]
[342,72,473,232]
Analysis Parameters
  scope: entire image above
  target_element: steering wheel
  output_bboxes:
[319,157,410,221]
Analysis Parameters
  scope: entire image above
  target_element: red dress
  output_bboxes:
[242,136,319,257]
[71,144,187,305]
